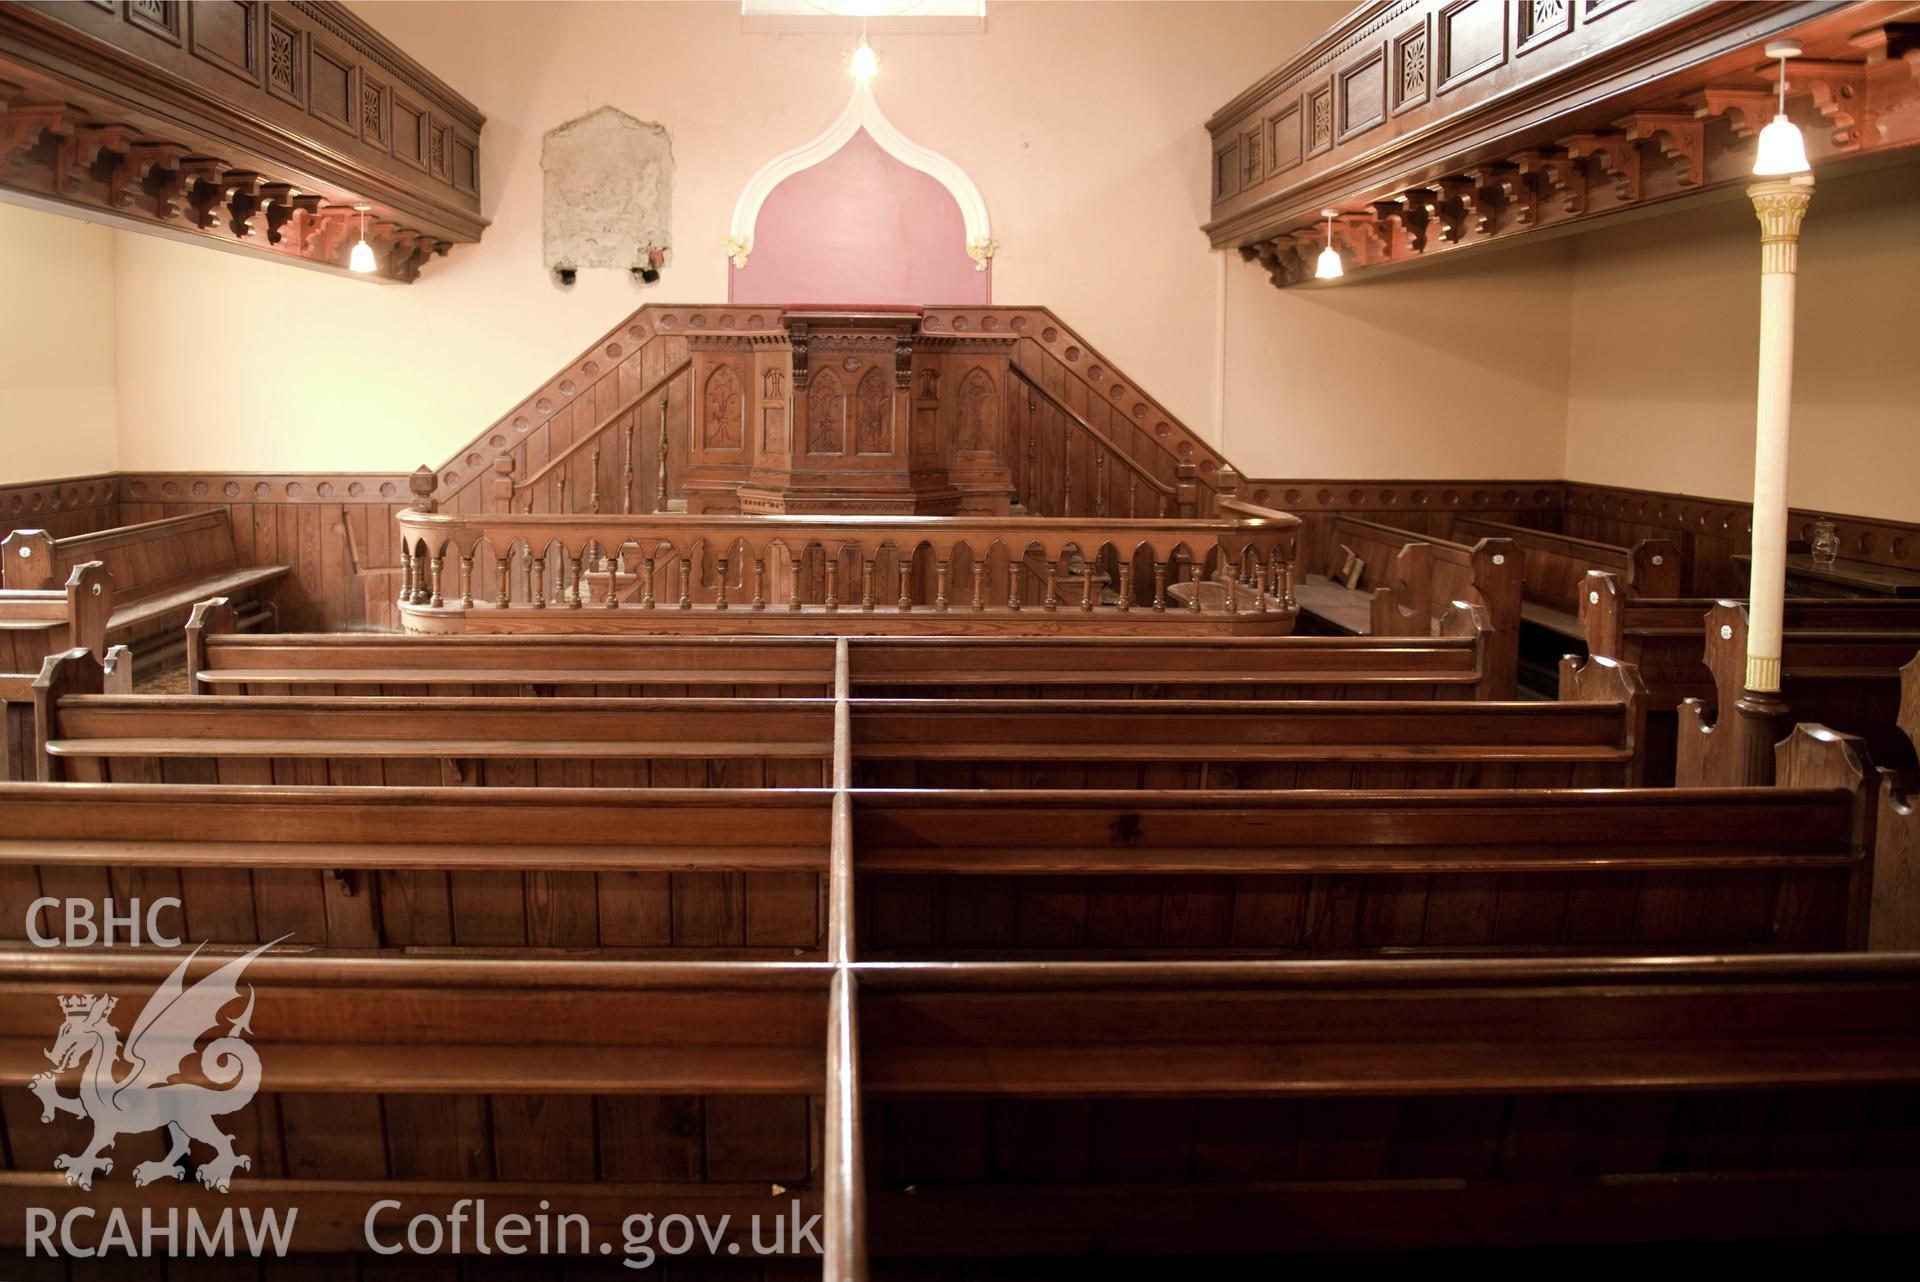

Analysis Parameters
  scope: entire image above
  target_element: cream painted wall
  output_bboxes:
[1565,162,1920,523]
[1222,239,1575,479]
[107,0,1345,474]
[0,202,118,482]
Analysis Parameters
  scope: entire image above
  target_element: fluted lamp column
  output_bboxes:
[1735,174,1814,780]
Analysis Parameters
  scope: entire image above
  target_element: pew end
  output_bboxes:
[1367,540,1435,635]
[0,528,54,590]
[1862,657,1920,949]
[1579,569,1625,659]
[1631,537,1684,598]
[101,644,133,694]
[30,647,105,782]
[1558,652,1649,784]
[185,594,239,695]
[61,560,114,660]
[1776,723,1882,949]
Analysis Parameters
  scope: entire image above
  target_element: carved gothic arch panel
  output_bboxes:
[855,368,891,455]
[703,365,744,449]
[808,369,845,455]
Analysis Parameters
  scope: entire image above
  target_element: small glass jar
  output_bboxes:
[1809,518,1840,565]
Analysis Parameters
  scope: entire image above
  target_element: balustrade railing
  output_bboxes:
[395,504,1300,633]
[1009,366,1181,521]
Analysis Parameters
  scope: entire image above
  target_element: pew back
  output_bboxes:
[1454,516,1680,626]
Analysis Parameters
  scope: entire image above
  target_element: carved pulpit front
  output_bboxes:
[683,309,1014,516]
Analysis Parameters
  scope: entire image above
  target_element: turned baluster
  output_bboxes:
[1081,561,1095,612]
[588,450,601,514]
[641,556,656,609]
[1044,559,1059,611]
[678,557,692,610]
[567,552,584,609]
[970,562,986,612]
[1187,560,1202,613]
[788,556,802,611]
[860,558,875,612]
[897,560,912,611]
[935,559,950,612]
[714,555,729,610]
[752,558,766,610]
[1118,561,1133,612]
[459,555,474,608]
[1152,559,1167,612]
[400,548,415,606]
[1253,561,1268,613]
[655,394,670,512]
[1095,446,1108,518]
[603,557,619,607]
[1278,554,1296,611]
[1128,476,1139,519]
[557,475,567,514]
[825,557,840,611]
[1223,557,1238,614]
[521,559,533,604]
[1007,561,1023,611]
[494,554,510,608]
[530,556,546,609]
[622,420,636,514]
[428,553,445,608]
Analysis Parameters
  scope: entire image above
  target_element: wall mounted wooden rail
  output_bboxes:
[391,505,1304,635]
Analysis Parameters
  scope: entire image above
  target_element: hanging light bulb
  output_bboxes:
[1753,41,1811,176]
[347,204,377,274]
[1314,208,1343,280]
[848,18,879,82]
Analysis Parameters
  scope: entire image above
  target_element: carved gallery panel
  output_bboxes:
[704,366,744,450]
[808,370,845,455]
[855,369,891,455]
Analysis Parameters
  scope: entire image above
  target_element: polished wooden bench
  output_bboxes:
[861,953,1920,1254]
[1294,515,1520,698]
[1861,658,1920,948]
[187,598,1497,700]
[1,564,116,781]
[32,646,1643,789]
[0,511,286,676]
[1581,570,1920,782]
[853,736,1875,957]
[1675,600,1920,787]
[0,949,828,1243]
[1453,517,1680,638]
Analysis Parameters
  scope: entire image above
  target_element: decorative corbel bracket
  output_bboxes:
[1372,194,1429,255]
[1468,162,1532,230]
[178,157,231,231]
[1618,110,1705,187]
[1559,132,1641,202]
[258,182,301,245]
[124,141,189,215]
[1334,212,1388,266]
[1687,86,1776,139]
[1513,148,1586,215]
[302,204,357,263]
[1430,177,1477,243]
[0,103,68,170]
[55,123,132,195]
[1763,58,1868,148]
[222,170,264,238]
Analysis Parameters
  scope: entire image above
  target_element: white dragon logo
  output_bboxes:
[29,940,278,1193]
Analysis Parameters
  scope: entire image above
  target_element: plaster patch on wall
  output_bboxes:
[542,107,673,273]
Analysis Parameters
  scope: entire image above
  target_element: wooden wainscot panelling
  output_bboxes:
[1213,1,1920,287]
[0,475,119,542]
[0,0,486,281]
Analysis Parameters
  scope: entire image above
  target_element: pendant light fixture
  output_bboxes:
[1314,208,1343,280]
[347,204,377,274]
[848,18,879,81]
[1752,40,1812,176]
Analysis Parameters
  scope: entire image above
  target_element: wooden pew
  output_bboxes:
[0,512,287,676]
[0,949,828,1251]
[0,783,832,955]
[1581,569,1920,783]
[1453,517,1678,691]
[1675,600,1920,787]
[1293,515,1521,698]
[860,953,1920,1254]
[187,597,1499,701]
[32,646,1644,789]
[1,564,116,781]
[849,654,1642,790]
[852,748,1876,957]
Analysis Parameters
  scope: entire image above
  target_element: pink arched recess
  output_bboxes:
[730,129,990,307]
